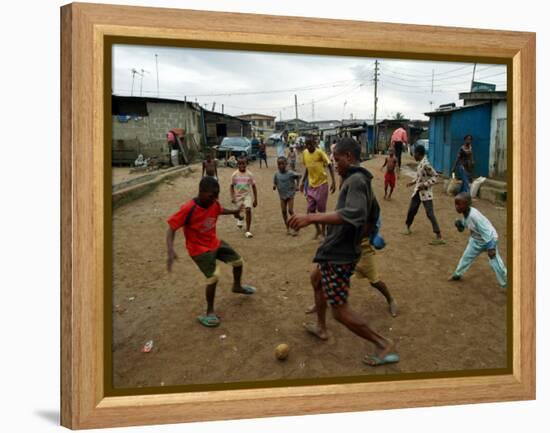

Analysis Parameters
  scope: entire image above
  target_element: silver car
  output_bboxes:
[216,137,253,160]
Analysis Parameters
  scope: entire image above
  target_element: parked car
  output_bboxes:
[412,138,429,154]
[215,137,254,161]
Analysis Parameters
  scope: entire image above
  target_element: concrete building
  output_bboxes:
[111,95,202,164]
[275,118,312,133]
[309,119,342,130]
[237,113,276,134]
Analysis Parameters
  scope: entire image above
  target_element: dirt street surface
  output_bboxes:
[112,148,508,389]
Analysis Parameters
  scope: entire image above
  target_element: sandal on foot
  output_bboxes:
[363,353,400,366]
[232,285,256,295]
[197,314,220,327]
[429,239,446,245]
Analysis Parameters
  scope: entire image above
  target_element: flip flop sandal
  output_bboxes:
[429,239,446,245]
[232,285,256,295]
[197,314,221,327]
[363,353,400,366]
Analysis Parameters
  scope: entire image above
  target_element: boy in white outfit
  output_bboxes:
[449,192,507,289]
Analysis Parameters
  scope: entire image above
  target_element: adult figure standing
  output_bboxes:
[453,134,475,193]
[167,130,180,167]
[390,124,408,170]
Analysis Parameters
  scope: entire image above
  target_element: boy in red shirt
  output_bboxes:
[166,176,256,327]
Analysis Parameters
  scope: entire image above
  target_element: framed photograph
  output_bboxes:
[61,3,535,429]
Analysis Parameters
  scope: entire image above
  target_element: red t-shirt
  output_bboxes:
[167,199,223,257]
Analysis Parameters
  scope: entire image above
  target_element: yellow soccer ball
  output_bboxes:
[275,343,289,361]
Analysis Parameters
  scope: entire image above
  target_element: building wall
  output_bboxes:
[489,100,507,178]
[112,102,202,163]
[250,119,275,129]
[428,104,492,177]
[427,114,452,175]
[451,105,492,177]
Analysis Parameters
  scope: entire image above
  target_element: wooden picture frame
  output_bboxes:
[61,2,535,429]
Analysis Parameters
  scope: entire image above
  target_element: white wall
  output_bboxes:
[489,100,507,177]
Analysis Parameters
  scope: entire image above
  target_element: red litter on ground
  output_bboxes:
[141,340,154,353]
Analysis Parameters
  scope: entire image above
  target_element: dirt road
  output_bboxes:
[112,148,508,389]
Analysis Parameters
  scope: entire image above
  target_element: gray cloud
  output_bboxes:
[113,45,506,120]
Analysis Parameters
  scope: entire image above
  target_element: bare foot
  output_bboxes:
[303,322,328,340]
[305,304,317,314]
[389,300,398,317]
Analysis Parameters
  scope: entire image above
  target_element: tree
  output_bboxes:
[393,112,405,120]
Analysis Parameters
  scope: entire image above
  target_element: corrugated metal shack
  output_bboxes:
[425,90,507,178]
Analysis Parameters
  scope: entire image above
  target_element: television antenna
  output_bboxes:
[130,68,145,96]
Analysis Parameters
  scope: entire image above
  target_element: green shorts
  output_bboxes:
[191,240,243,284]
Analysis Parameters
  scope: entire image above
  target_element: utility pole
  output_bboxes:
[138,68,150,97]
[294,94,298,120]
[279,110,282,121]
[212,102,216,112]
[471,63,477,91]
[155,54,160,97]
[429,68,434,111]
[373,60,379,153]
[311,99,315,121]
[222,104,224,114]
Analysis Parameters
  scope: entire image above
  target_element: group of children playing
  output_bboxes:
[165,135,507,367]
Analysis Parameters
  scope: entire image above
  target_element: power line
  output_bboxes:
[380,63,497,78]
[380,64,502,82]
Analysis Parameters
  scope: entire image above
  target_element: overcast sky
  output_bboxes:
[113,44,507,121]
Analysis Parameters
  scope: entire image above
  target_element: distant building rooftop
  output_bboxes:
[238,113,276,120]
[424,101,491,117]
[459,91,507,104]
